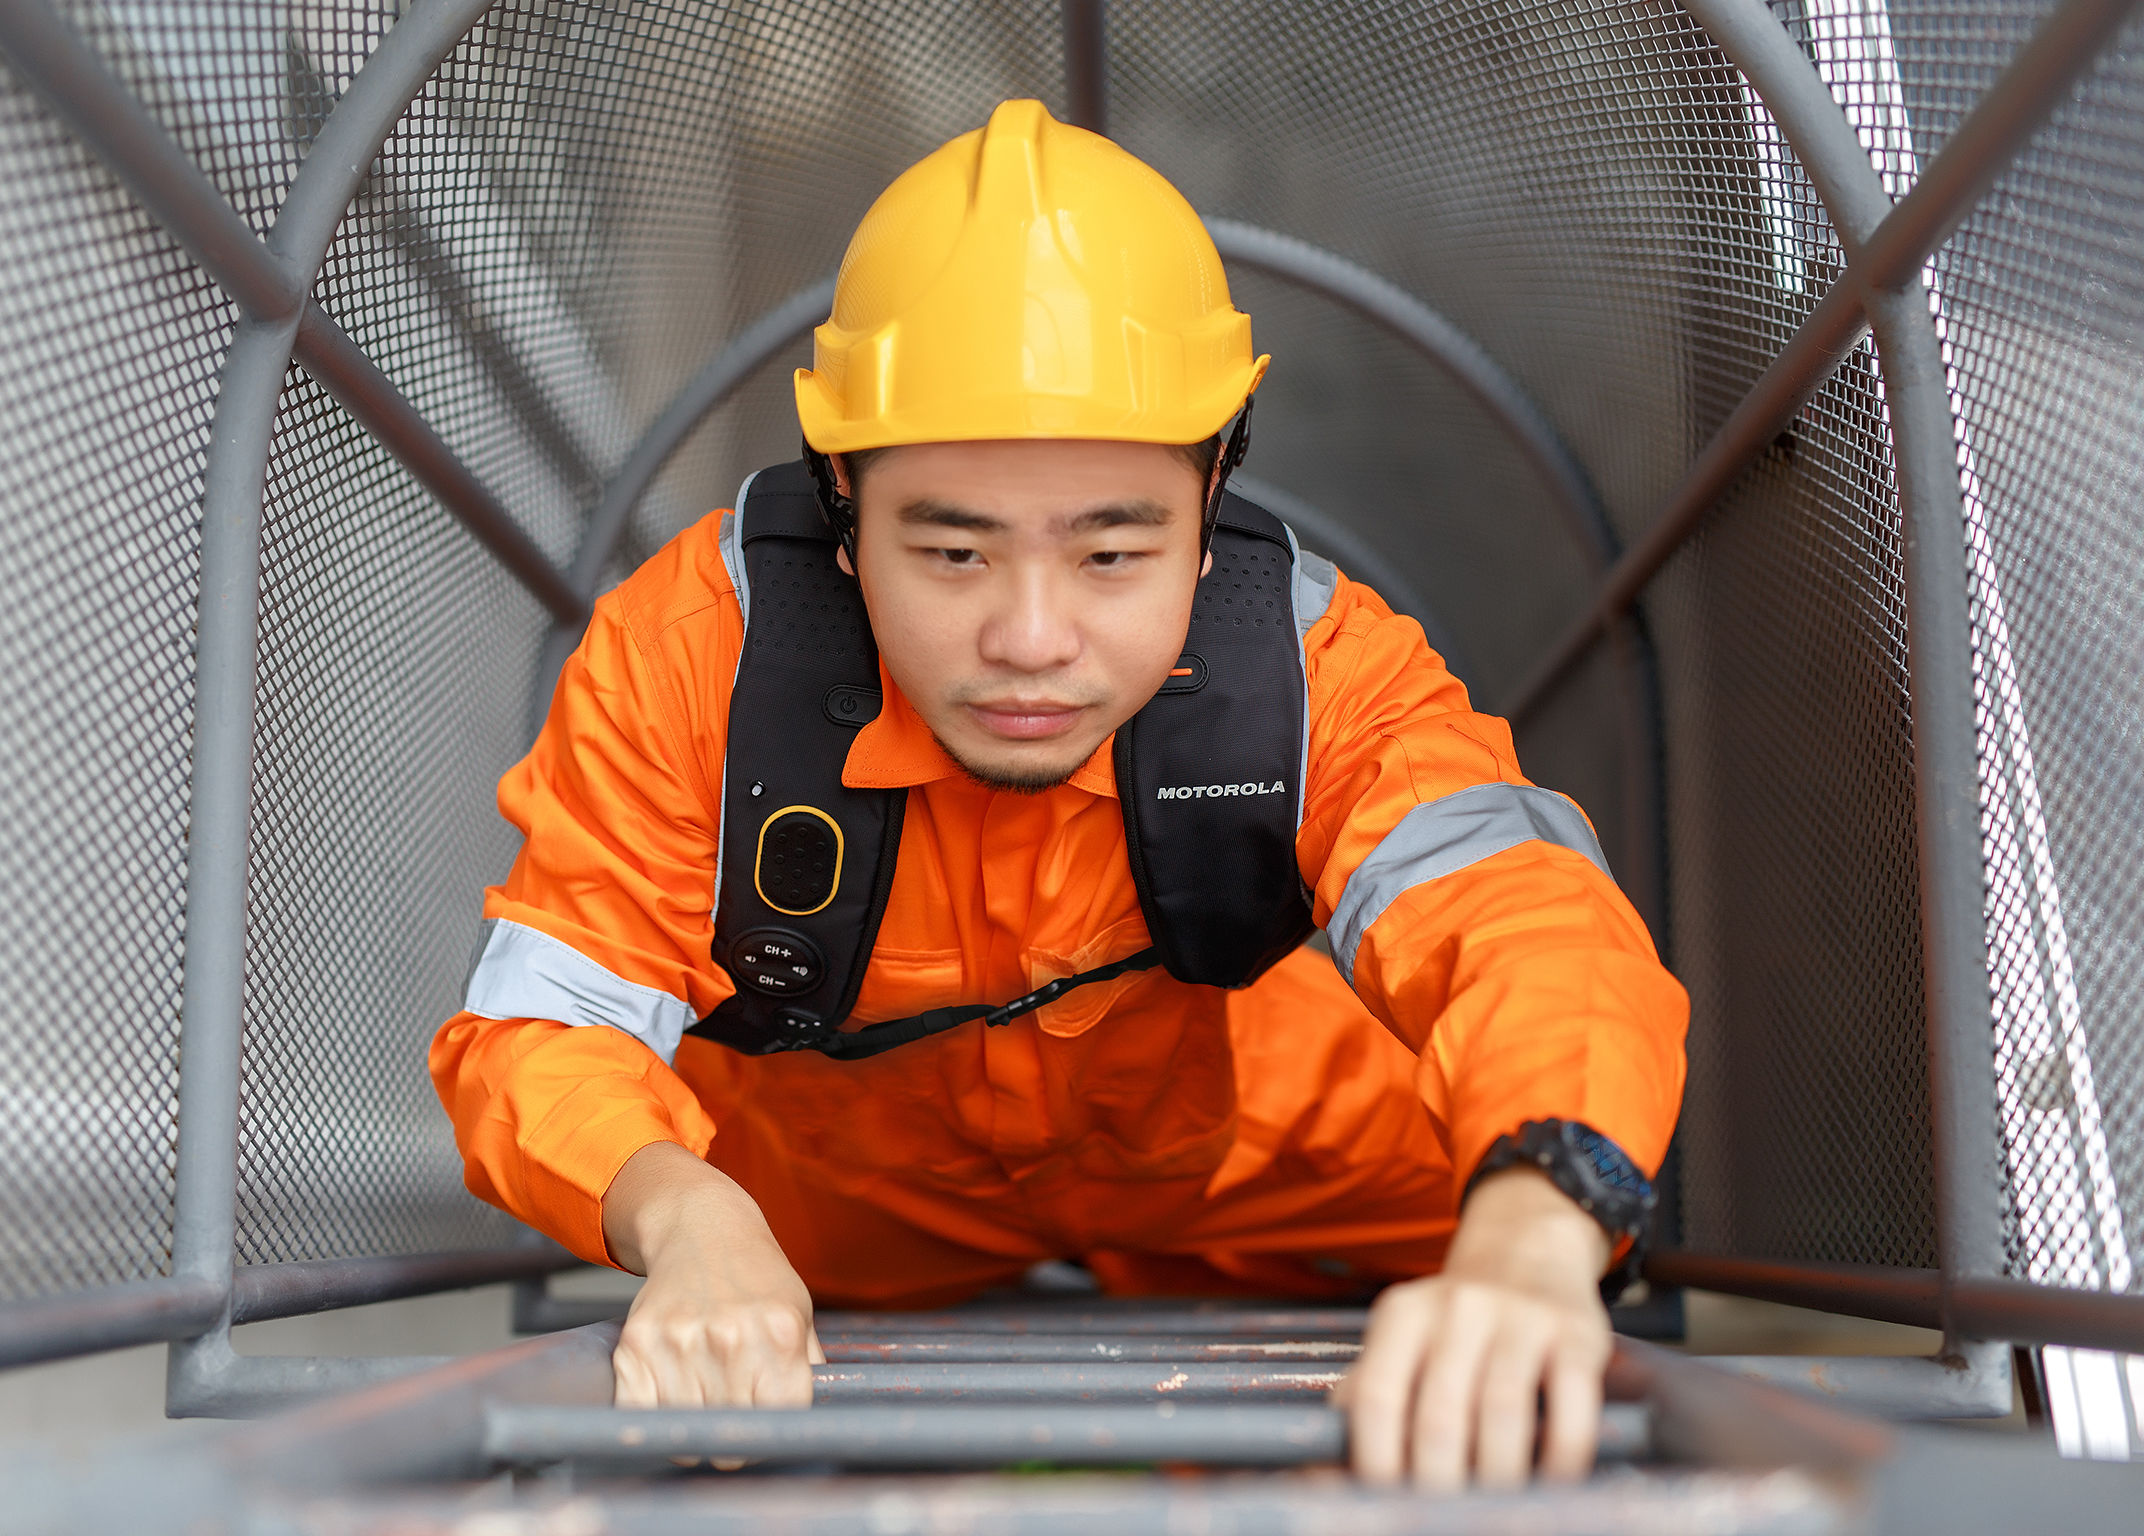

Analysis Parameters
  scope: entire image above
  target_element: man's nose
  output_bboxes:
[979,568,1082,673]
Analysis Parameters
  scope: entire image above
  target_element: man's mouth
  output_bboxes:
[963,700,1088,741]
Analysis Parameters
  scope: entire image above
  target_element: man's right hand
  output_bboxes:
[600,1140,821,1409]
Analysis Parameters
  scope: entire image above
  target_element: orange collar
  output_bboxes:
[842,663,1119,798]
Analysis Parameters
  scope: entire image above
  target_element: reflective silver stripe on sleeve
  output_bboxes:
[1328,783,1614,982]
[463,918,694,1065]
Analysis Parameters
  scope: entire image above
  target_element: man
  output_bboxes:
[432,99,1686,1490]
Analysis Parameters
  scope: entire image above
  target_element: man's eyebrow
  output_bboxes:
[896,498,1007,533]
[894,498,1177,535]
[1057,499,1174,533]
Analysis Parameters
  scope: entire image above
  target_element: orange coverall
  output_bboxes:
[431,507,1687,1306]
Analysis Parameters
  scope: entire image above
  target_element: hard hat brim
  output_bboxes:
[795,355,1268,455]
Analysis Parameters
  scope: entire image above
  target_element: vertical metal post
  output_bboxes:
[1874,285,2009,1314]
[1062,0,1109,136]
[165,318,294,1359]
[156,0,509,1412]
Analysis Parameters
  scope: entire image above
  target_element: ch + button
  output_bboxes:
[732,927,827,997]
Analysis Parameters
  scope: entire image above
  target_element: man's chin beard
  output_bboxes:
[933,733,1086,795]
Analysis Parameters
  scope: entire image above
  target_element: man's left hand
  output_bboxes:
[1332,1166,1614,1490]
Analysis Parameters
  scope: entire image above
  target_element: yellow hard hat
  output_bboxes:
[795,99,1267,453]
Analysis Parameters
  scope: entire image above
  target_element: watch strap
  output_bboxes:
[1466,1118,1657,1304]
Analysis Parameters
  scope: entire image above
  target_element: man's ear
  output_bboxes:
[836,544,856,577]
[830,452,854,500]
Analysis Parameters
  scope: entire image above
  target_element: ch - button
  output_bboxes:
[731,928,827,996]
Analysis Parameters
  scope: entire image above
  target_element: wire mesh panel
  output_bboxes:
[1111,0,1768,556]
[0,48,236,1300]
[1650,342,1937,1267]
[1910,14,2144,1294]
[57,0,399,237]
[235,368,541,1263]
[1634,15,1944,1265]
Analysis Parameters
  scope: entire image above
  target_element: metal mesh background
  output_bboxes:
[53,0,360,238]
[235,366,538,1263]
[1909,10,2144,1293]
[1652,337,1936,1266]
[0,46,233,1300]
[13,0,2144,1293]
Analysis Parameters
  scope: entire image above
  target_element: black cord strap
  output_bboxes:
[1199,397,1256,552]
[803,946,1162,1061]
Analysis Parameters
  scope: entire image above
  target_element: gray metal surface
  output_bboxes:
[167,308,286,1319]
[0,0,549,1332]
[290,305,586,623]
[224,1245,576,1326]
[1206,218,1618,575]
[211,1320,621,1489]
[815,1307,1369,1337]
[1952,1277,2144,1353]
[198,1323,1856,1486]
[1511,0,2144,722]
[487,1401,1353,1469]
[820,1333,1361,1363]
[1561,0,2143,1296]
[1710,1343,2013,1420]
[168,1338,457,1420]
[0,1276,223,1370]
[0,1,580,624]
[1061,0,1109,136]
[1646,1254,1943,1331]
[564,276,837,604]
[38,1310,2144,1532]
[0,1248,574,1370]
[806,1360,1345,1400]
[482,1399,1655,1467]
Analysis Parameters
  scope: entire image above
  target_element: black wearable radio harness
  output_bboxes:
[689,457,1314,1061]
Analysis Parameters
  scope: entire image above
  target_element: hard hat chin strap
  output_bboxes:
[803,440,859,565]
[1202,395,1256,553]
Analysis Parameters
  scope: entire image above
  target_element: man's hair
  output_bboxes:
[843,435,1222,499]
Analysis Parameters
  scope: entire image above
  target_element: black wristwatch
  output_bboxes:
[1465,1118,1656,1303]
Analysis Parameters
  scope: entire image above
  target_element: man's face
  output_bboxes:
[836,438,1209,792]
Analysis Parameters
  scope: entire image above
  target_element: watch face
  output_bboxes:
[1531,1121,1654,1239]
[1567,1123,1653,1199]
[1472,1121,1655,1241]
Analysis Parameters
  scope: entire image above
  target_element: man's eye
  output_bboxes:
[1087,550,1135,569]
[936,548,980,566]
